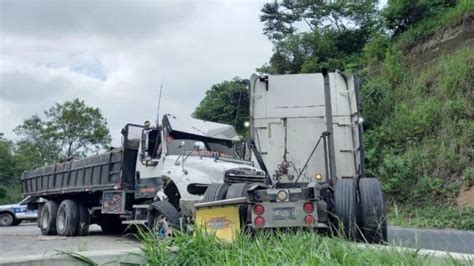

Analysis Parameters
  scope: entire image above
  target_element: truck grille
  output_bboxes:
[225,168,266,184]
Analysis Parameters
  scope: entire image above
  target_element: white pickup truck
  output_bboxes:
[0,197,38,226]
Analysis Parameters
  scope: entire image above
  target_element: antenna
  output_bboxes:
[156,84,163,127]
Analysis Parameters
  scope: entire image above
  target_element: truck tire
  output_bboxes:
[226,183,251,225]
[99,214,126,235]
[56,199,78,236]
[202,183,230,202]
[147,201,180,238]
[75,202,90,236]
[37,203,44,228]
[40,200,59,235]
[0,212,14,226]
[334,178,357,239]
[358,178,387,243]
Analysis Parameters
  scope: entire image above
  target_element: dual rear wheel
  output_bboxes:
[40,199,90,236]
[333,177,387,243]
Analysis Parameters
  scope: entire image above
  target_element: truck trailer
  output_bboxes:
[195,70,387,243]
[22,114,266,237]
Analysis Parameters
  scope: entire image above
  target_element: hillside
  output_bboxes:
[360,4,473,227]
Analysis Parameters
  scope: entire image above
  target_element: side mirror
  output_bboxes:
[193,141,205,151]
[178,141,185,150]
[140,130,149,161]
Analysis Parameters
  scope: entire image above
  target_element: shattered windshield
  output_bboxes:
[165,132,238,159]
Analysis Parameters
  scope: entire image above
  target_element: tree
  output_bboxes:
[382,0,456,34]
[0,138,16,187]
[193,78,250,136]
[14,98,111,161]
[261,0,379,41]
[0,137,21,204]
[259,0,380,73]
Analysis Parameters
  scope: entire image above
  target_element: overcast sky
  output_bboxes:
[0,0,273,146]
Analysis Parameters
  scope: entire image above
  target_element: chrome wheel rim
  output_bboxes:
[153,214,172,239]
[57,208,66,232]
[41,211,49,229]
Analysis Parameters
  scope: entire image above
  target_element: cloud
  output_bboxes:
[0,0,273,146]
[0,0,196,38]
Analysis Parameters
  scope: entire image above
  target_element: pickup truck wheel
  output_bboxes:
[333,179,357,239]
[147,201,180,238]
[0,213,14,226]
[41,200,59,235]
[358,178,387,243]
[226,183,251,225]
[56,200,78,236]
[75,202,90,236]
[202,183,230,202]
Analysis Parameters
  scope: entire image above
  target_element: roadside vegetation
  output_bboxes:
[140,229,462,265]
[388,204,474,230]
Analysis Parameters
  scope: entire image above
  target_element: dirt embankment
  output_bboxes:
[404,13,474,208]
[405,13,474,69]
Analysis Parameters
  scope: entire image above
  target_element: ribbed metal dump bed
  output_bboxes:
[21,147,137,197]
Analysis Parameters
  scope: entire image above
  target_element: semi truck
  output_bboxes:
[195,70,387,243]
[21,115,266,236]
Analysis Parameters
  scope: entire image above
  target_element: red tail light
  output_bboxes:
[304,214,315,225]
[253,204,265,215]
[254,216,265,227]
[303,202,314,213]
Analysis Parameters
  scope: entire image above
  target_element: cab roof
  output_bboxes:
[163,114,240,141]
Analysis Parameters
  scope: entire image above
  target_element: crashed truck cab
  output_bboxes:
[196,71,387,243]
[132,114,266,219]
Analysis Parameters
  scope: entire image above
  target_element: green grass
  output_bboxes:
[396,0,474,51]
[139,229,464,265]
[388,204,474,231]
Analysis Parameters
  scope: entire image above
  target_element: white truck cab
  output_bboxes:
[132,114,265,217]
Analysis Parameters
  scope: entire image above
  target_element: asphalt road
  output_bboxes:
[0,224,472,259]
[0,223,140,259]
[388,226,474,254]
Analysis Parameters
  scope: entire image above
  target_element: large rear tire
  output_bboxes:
[226,183,251,226]
[358,178,387,243]
[334,178,357,239]
[37,203,44,228]
[147,201,180,238]
[40,200,59,235]
[202,183,230,202]
[56,199,78,236]
[75,202,90,236]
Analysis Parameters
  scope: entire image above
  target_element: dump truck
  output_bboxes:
[21,114,266,236]
[195,70,387,243]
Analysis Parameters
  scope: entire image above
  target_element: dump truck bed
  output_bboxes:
[21,124,142,198]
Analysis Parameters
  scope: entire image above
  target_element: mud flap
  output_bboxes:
[195,198,246,242]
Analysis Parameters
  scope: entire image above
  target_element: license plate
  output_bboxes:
[272,207,296,220]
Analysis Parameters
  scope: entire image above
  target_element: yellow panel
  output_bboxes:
[195,205,240,242]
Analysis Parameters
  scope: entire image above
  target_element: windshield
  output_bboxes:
[166,132,238,159]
